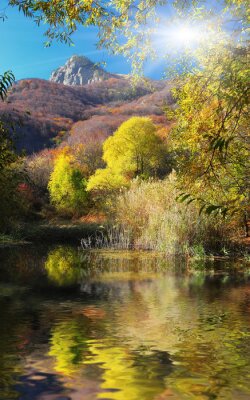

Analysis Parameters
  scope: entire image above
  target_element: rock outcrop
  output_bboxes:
[50,55,116,85]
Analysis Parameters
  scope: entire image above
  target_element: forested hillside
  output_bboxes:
[0,75,167,153]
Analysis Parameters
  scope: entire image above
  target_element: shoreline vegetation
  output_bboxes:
[1,173,249,257]
[1,218,249,260]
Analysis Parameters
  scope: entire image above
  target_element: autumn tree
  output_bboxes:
[87,117,169,192]
[24,149,56,193]
[48,151,89,215]
[72,143,105,178]
[167,42,249,232]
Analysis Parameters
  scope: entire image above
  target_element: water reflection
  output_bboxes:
[45,247,82,287]
[0,245,249,399]
[85,344,172,400]
[0,299,26,399]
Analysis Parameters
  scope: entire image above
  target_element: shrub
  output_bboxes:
[24,149,55,192]
[107,173,232,254]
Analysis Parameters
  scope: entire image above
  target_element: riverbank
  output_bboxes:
[1,220,101,246]
[1,220,249,258]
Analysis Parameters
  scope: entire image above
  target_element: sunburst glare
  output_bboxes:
[153,21,210,54]
[172,25,202,46]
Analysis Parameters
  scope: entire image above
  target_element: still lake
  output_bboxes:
[0,245,250,400]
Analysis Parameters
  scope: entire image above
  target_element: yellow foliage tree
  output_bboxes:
[48,150,88,215]
[167,43,249,225]
[87,117,168,192]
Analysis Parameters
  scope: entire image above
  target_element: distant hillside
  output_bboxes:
[0,76,166,153]
[0,55,173,154]
[65,84,174,148]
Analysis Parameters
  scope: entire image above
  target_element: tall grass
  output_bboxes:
[81,225,133,250]
[105,173,232,255]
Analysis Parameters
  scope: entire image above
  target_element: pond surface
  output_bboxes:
[0,245,250,400]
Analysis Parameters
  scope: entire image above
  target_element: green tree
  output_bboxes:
[87,117,168,192]
[0,71,27,230]
[0,71,15,101]
[0,71,16,173]
[0,157,25,230]
[48,151,89,215]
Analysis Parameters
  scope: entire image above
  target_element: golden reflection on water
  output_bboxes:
[0,245,250,399]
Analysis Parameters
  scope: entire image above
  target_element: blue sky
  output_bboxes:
[1,1,229,82]
[0,4,167,81]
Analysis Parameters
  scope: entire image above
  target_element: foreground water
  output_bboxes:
[0,245,250,400]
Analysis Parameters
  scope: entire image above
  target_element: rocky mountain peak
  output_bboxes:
[50,55,116,86]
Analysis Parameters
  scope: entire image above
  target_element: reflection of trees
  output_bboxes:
[45,251,250,398]
[0,298,28,399]
[0,246,47,287]
[48,314,173,399]
[48,319,89,375]
[85,342,171,400]
[166,278,250,399]
[104,274,250,399]
[44,248,185,289]
[166,313,250,399]
[111,277,198,353]
[45,246,83,286]
[2,246,250,399]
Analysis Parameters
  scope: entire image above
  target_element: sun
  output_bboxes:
[166,23,204,49]
[174,25,202,46]
[154,21,206,51]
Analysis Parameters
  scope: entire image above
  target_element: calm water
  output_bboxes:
[0,245,250,400]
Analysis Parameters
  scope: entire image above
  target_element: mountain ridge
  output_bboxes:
[50,55,120,86]
[0,56,172,154]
